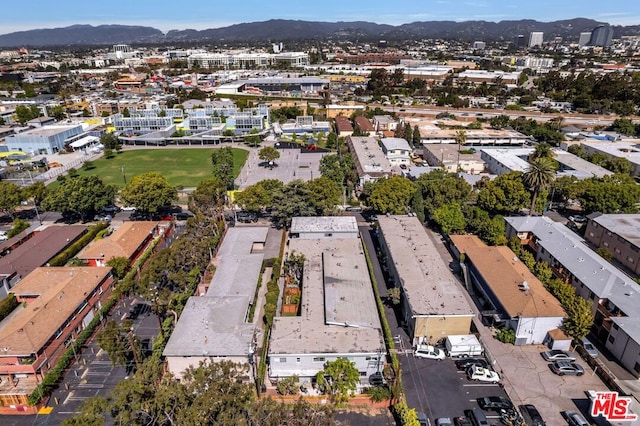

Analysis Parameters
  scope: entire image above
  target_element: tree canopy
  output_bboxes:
[120,172,178,214]
[477,172,530,215]
[42,175,116,221]
[189,177,227,217]
[258,146,281,167]
[368,176,417,214]
[211,147,236,189]
[0,182,24,216]
[315,358,360,403]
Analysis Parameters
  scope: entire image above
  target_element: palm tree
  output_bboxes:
[530,143,553,160]
[523,157,556,215]
[455,130,467,175]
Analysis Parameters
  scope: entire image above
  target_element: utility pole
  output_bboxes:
[121,165,127,185]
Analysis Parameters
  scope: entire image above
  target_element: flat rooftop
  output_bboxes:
[269,238,384,355]
[376,215,475,317]
[590,214,640,248]
[348,136,393,174]
[12,124,81,138]
[290,216,358,234]
[163,227,269,358]
[424,144,483,164]
[0,225,86,279]
[581,141,640,166]
[450,235,565,319]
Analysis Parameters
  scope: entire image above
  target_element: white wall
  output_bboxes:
[268,352,382,382]
[167,355,251,380]
[606,324,640,378]
[514,316,565,345]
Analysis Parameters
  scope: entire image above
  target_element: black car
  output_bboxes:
[519,404,545,426]
[236,211,258,223]
[455,358,489,370]
[477,396,514,411]
[174,212,194,220]
[368,372,384,386]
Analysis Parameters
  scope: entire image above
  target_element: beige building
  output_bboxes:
[325,103,365,119]
[377,215,475,345]
[423,144,485,174]
[584,213,640,277]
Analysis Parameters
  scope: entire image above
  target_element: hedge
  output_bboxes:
[0,294,19,322]
[256,257,282,391]
[48,222,109,267]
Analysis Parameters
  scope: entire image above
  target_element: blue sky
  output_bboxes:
[2,0,640,35]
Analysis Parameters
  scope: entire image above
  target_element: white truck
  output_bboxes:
[445,334,483,358]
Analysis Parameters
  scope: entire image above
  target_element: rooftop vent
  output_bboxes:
[518,281,530,291]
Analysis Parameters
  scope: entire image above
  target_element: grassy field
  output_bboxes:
[71,148,248,188]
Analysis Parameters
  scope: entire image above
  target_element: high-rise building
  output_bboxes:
[514,35,526,49]
[473,41,486,50]
[589,25,614,47]
[528,32,544,48]
[578,32,592,47]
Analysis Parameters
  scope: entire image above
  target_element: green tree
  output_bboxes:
[122,107,130,117]
[415,170,472,215]
[272,180,316,226]
[523,157,556,215]
[258,146,281,168]
[319,154,344,185]
[96,320,136,367]
[477,172,530,215]
[573,174,640,214]
[530,143,553,160]
[14,104,40,124]
[433,203,466,234]
[100,132,120,150]
[245,128,261,147]
[189,177,227,217]
[315,358,360,403]
[403,123,412,142]
[412,126,422,147]
[24,181,47,206]
[0,182,24,216]
[454,130,467,174]
[61,397,107,426]
[563,297,594,340]
[42,176,115,221]
[7,218,30,238]
[307,177,342,215]
[235,183,270,213]
[106,256,129,279]
[50,106,67,121]
[120,172,178,214]
[369,176,417,214]
[211,147,235,189]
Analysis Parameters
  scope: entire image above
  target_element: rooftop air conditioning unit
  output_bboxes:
[518,281,530,291]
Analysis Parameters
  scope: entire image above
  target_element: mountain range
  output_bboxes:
[0,18,638,48]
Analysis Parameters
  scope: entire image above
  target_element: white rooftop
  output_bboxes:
[590,214,640,249]
[290,216,358,235]
[376,215,475,317]
[349,136,393,174]
[269,238,384,355]
[381,137,412,152]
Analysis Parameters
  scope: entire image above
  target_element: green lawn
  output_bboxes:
[71,148,248,188]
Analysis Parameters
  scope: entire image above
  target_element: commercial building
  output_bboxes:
[589,25,614,47]
[277,116,331,136]
[480,147,612,179]
[0,267,113,411]
[4,124,84,155]
[187,51,310,69]
[450,235,565,345]
[77,222,167,267]
[325,104,365,119]
[290,216,359,240]
[418,128,529,146]
[0,226,87,297]
[457,70,521,86]
[346,136,394,187]
[163,227,269,380]
[268,221,385,386]
[528,32,544,48]
[584,214,640,277]
[377,215,475,345]
[505,216,640,377]
[579,32,593,47]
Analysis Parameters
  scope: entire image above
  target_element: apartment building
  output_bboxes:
[584,214,640,277]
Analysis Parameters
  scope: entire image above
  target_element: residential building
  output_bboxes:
[480,148,612,179]
[26,116,56,128]
[346,136,394,187]
[381,137,412,167]
[377,215,475,345]
[290,216,359,240]
[423,144,485,174]
[579,141,640,177]
[372,115,398,135]
[334,116,354,137]
[505,216,640,377]
[187,51,309,69]
[528,32,544,48]
[450,235,565,345]
[277,116,331,136]
[0,226,87,297]
[163,227,269,380]
[584,214,640,277]
[268,221,385,386]
[4,124,84,155]
[77,222,168,267]
[325,104,365,119]
[353,116,375,135]
[418,128,529,146]
[0,267,113,412]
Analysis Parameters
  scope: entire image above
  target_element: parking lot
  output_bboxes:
[236,146,326,189]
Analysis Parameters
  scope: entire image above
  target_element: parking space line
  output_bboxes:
[462,383,501,387]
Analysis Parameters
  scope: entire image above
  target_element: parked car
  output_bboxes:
[550,360,584,376]
[417,412,430,426]
[236,211,258,223]
[435,418,453,426]
[101,204,121,214]
[541,350,576,362]
[477,396,514,411]
[174,212,194,220]
[0,232,7,241]
[453,416,473,426]
[121,206,137,211]
[414,344,446,360]
[519,404,546,426]
[466,365,500,383]
[345,206,363,212]
[455,358,489,370]
[93,214,112,222]
[368,372,384,386]
[582,337,598,358]
[569,215,586,223]
[562,410,589,426]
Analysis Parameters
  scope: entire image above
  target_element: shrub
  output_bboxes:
[366,385,392,402]
[495,327,516,344]
[0,294,19,322]
[7,218,30,238]
[276,375,299,395]
[48,223,108,266]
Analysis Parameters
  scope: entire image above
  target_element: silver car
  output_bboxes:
[550,360,584,376]
[541,350,576,362]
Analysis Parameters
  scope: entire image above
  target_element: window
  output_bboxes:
[279,358,287,363]
[313,357,326,362]
[324,233,333,237]
[296,358,301,363]
[609,335,615,344]
[613,323,619,331]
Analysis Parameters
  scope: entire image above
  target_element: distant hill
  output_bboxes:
[1,18,639,47]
